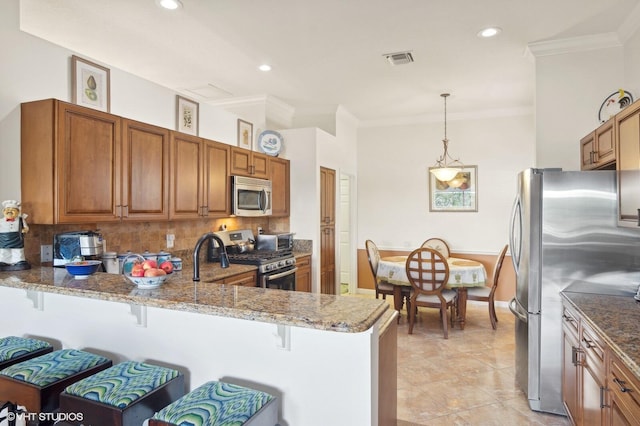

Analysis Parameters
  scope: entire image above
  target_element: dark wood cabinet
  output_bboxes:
[230,147,269,179]
[319,167,336,294]
[616,99,640,227]
[22,100,171,223]
[169,134,230,219]
[122,119,170,221]
[295,255,311,292]
[581,119,615,170]
[212,270,257,287]
[562,303,580,425]
[269,157,290,217]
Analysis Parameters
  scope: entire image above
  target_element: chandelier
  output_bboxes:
[430,93,464,182]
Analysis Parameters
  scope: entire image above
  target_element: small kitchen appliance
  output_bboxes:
[53,231,103,266]
[232,176,272,217]
[207,229,296,290]
[256,232,294,252]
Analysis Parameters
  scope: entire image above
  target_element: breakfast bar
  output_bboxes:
[0,266,394,426]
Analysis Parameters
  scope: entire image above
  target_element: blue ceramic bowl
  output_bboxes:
[65,260,102,279]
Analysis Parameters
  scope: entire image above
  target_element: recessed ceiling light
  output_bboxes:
[156,0,182,10]
[478,27,502,38]
[258,64,272,72]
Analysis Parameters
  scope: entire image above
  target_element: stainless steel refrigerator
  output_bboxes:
[508,168,640,415]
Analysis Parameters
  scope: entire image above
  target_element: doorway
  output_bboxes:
[339,173,355,295]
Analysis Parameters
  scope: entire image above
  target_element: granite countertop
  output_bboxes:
[561,291,640,380]
[0,266,388,333]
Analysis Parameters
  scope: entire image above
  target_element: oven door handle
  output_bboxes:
[265,267,298,281]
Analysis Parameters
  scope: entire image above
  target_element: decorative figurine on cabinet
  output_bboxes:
[0,200,31,271]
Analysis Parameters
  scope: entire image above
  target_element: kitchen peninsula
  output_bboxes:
[0,266,396,426]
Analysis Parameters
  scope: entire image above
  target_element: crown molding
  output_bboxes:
[617,2,640,42]
[527,32,622,57]
[207,94,295,127]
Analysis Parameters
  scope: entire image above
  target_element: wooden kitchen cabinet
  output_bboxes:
[580,119,616,170]
[269,157,290,217]
[229,146,269,179]
[212,270,257,287]
[609,352,640,425]
[615,99,640,227]
[580,319,607,426]
[21,100,170,223]
[320,166,336,294]
[295,255,311,292]
[22,99,121,223]
[121,119,170,221]
[562,298,640,426]
[562,303,581,425]
[170,134,231,219]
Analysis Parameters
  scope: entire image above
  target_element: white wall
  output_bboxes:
[357,114,534,253]
[0,0,239,202]
[535,46,625,170]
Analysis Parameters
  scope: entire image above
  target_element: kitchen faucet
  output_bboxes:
[193,232,229,281]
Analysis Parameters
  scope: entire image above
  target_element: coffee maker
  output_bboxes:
[53,231,103,266]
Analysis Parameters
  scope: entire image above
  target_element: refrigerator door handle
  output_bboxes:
[509,194,522,276]
[509,297,528,323]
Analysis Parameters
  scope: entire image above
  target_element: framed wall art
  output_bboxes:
[71,55,110,112]
[429,165,478,212]
[237,119,253,149]
[176,95,199,136]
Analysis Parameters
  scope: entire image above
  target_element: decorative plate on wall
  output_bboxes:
[598,89,633,123]
[257,130,283,156]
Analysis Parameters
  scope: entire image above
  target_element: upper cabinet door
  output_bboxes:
[230,147,269,179]
[57,101,122,223]
[169,131,203,219]
[121,119,170,221]
[616,100,640,227]
[203,140,231,217]
[269,157,290,217]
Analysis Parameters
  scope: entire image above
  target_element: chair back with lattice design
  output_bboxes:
[421,238,451,258]
[405,248,449,295]
[365,240,381,277]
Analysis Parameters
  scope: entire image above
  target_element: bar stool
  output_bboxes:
[58,360,184,426]
[0,336,53,370]
[149,381,278,426]
[0,349,112,415]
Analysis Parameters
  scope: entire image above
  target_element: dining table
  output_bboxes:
[377,255,487,329]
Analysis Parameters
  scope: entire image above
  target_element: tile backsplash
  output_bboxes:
[25,216,290,265]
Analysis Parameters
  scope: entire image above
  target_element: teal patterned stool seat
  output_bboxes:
[0,349,112,414]
[0,336,53,370]
[149,381,278,426]
[58,361,184,426]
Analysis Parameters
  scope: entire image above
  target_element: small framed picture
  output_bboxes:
[429,165,478,212]
[176,95,199,136]
[237,119,253,149]
[71,55,111,112]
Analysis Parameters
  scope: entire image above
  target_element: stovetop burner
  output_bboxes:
[226,250,292,265]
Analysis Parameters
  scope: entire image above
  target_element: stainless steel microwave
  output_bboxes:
[232,176,272,217]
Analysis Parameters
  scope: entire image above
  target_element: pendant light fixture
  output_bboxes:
[430,93,464,182]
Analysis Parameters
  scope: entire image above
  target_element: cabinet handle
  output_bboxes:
[613,378,630,393]
[593,151,599,163]
[562,314,576,325]
[590,151,594,164]
[122,205,129,218]
[571,346,582,366]
[582,337,594,349]
[599,386,608,408]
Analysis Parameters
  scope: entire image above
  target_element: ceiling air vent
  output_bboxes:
[383,51,414,66]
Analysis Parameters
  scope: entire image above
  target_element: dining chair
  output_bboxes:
[365,240,411,320]
[405,247,457,338]
[466,244,508,329]
[421,238,451,258]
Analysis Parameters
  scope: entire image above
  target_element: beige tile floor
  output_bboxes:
[358,294,572,425]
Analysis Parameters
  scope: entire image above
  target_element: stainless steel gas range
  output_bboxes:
[207,229,297,290]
